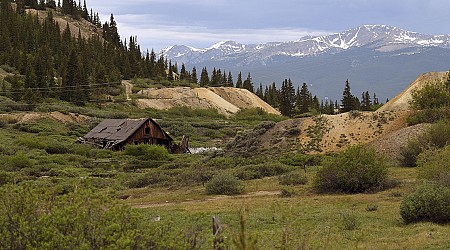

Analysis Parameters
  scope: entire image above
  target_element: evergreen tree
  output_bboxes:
[373,93,379,105]
[236,72,243,88]
[222,71,227,86]
[265,82,279,108]
[361,91,372,111]
[243,72,254,92]
[255,83,263,98]
[191,66,197,84]
[61,49,78,102]
[279,79,295,117]
[297,82,311,114]
[311,95,320,111]
[180,63,187,81]
[199,67,209,87]
[81,0,88,19]
[210,68,218,86]
[227,71,233,87]
[341,79,356,112]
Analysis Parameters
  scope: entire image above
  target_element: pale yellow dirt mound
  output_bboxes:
[0,111,89,124]
[312,111,409,153]
[377,72,447,112]
[209,87,280,115]
[135,87,279,116]
[255,110,409,154]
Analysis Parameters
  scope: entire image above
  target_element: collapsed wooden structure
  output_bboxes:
[78,118,189,153]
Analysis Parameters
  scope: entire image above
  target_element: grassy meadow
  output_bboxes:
[0,96,448,249]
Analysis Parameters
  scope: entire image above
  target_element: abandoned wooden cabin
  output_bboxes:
[79,118,173,151]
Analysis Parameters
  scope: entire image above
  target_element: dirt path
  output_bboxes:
[131,190,280,209]
[122,80,133,101]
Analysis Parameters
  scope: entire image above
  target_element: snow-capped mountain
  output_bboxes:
[164,25,450,66]
[163,25,450,101]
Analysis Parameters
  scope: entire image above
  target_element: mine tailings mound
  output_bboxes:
[135,87,280,116]
[378,71,447,112]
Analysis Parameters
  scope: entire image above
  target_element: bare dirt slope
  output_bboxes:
[377,71,447,112]
[253,110,410,155]
[0,111,89,124]
[209,87,280,114]
[135,87,280,116]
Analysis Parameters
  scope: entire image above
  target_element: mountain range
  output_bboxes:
[163,25,450,101]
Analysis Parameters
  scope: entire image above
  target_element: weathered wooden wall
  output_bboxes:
[122,120,172,148]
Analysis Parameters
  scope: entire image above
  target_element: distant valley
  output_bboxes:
[164,25,450,100]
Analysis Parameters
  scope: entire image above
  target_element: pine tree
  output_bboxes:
[243,72,254,92]
[180,63,187,81]
[227,71,233,87]
[279,79,295,117]
[199,67,209,87]
[341,79,356,112]
[82,0,88,19]
[311,95,320,111]
[61,49,78,102]
[255,83,263,98]
[222,71,227,86]
[297,82,311,114]
[191,66,197,84]
[210,68,218,86]
[373,93,379,105]
[236,72,243,88]
[361,91,372,111]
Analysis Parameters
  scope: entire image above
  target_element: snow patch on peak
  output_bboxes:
[207,41,228,50]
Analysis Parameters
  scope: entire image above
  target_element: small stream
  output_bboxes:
[189,147,223,154]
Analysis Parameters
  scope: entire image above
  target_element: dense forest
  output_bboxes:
[0,0,187,105]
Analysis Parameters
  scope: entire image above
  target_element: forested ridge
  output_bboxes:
[0,0,179,105]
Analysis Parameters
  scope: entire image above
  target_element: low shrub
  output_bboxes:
[340,211,360,230]
[417,146,450,187]
[278,171,308,186]
[410,80,450,110]
[400,120,450,167]
[400,182,450,224]
[123,144,171,161]
[205,172,244,195]
[0,171,13,186]
[279,154,322,167]
[124,172,173,188]
[399,139,422,167]
[280,187,295,197]
[236,162,291,180]
[7,152,34,171]
[365,204,378,212]
[45,142,73,154]
[313,145,388,193]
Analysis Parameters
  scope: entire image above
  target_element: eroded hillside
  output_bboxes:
[134,86,280,116]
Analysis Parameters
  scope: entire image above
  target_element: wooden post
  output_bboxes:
[212,215,224,250]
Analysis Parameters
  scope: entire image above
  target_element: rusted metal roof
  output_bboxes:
[83,118,172,146]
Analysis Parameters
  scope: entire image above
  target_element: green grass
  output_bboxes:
[0,94,449,249]
[125,167,450,249]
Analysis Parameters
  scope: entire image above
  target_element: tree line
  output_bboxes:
[253,78,382,117]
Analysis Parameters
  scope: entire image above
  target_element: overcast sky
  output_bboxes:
[87,0,450,51]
